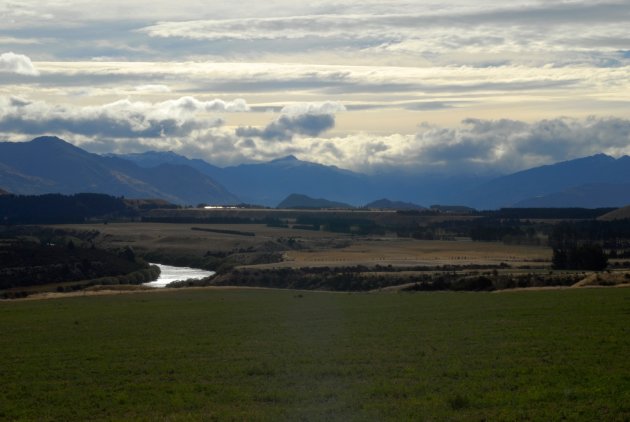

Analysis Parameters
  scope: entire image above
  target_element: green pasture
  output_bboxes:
[1,288,629,421]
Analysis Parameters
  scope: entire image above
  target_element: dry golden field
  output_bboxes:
[279,238,550,268]
[57,222,551,269]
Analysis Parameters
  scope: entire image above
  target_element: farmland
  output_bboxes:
[50,221,627,293]
[3,207,630,298]
[57,222,552,269]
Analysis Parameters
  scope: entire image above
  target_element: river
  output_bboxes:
[143,263,216,288]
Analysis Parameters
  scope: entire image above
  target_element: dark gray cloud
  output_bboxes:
[236,114,335,141]
[0,114,205,138]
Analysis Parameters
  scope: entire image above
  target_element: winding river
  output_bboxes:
[143,263,216,288]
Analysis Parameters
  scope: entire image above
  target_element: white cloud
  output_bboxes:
[0,52,39,75]
[30,60,629,98]
[280,101,346,116]
[138,2,630,67]
[134,84,171,93]
[0,36,42,45]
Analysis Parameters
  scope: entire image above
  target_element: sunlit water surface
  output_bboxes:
[143,263,215,288]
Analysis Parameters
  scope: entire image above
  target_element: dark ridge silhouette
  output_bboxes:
[365,198,425,210]
[277,193,353,209]
[0,192,135,224]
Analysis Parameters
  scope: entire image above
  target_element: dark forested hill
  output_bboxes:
[0,193,133,224]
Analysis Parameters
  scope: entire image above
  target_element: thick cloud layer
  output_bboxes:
[61,114,630,175]
[315,117,630,173]
[0,96,247,138]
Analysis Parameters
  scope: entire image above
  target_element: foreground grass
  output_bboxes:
[1,289,629,421]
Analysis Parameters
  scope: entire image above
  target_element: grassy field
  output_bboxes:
[1,288,629,421]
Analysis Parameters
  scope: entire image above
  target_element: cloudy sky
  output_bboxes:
[1,0,629,174]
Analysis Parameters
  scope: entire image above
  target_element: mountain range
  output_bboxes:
[118,151,369,206]
[1,136,630,209]
[0,137,237,205]
[463,154,630,209]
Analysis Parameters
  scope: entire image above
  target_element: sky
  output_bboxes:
[1,0,629,174]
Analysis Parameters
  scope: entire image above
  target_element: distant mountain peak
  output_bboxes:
[30,136,67,144]
[591,153,614,159]
[27,136,84,153]
[131,150,180,158]
[270,155,299,163]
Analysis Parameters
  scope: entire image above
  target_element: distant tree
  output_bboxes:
[550,222,608,271]
[552,243,607,271]
[119,246,136,262]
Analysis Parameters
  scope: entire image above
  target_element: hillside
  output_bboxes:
[513,183,630,208]
[598,205,630,221]
[208,156,369,206]
[0,137,237,205]
[277,193,353,209]
[465,154,630,209]
[0,188,9,195]
[114,150,223,178]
